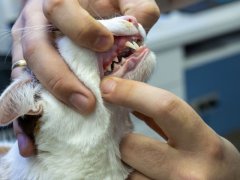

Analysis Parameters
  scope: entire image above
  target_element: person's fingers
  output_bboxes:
[120,133,175,179]
[20,2,95,114]
[118,0,160,31]
[101,77,214,149]
[121,133,231,180]
[11,15,26,79]
[11,16,24,62]
[127,170,151,180]
[132,111,167,140]
[42,0,113,52]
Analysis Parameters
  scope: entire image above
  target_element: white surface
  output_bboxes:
[185,39,240,69]
[147,1,240,51]
[148,47,186,99]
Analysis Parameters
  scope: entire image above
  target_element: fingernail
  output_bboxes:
[94,35,113,51]
[69,93,89,113]
[101,78,116,94]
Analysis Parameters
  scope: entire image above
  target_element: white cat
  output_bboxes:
[0,16,156,179]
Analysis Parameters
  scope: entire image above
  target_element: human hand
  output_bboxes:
[101,77,240,179]
[11,0,159,156]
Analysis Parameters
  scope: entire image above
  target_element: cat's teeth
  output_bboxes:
[125,41,137,50]
[113,57,119,63]
[114,64,121,70]
[106,64,112,71]
[121,57,126,65]
[132,41,140,49]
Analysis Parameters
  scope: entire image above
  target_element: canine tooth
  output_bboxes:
[114,64,121,70]
[133,41,140,49]
[125,41,136,50]
[113,57,118,62]
[118,56,122,62]
[121,57,126,65]
[107,64,112,71]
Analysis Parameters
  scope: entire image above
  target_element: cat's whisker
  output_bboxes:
[15,27,58,44]
[0,29,13,40]
[0,31,13,64]
[89,4,104,20]
[3,47,13,64]
[0,30,11,35]
[114,13,121,18]
[0,25,57,44]
[12,25,54,33]
[0,26,58,61]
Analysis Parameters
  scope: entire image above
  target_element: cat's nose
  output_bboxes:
[123,16,138,28]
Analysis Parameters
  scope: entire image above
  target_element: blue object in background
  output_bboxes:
[0,56,11,93]
[186,53,240,136]
[180,0,240,13]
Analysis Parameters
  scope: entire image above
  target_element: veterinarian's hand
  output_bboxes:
[101,77,240,179]
[11,0,159,157]
[13,0,159,112]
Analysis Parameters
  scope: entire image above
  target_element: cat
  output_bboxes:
[0,16,156,179]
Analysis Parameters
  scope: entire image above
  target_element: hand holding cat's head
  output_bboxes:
[0,16,156,128]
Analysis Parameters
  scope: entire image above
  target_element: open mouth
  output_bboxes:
[97,35,150,78]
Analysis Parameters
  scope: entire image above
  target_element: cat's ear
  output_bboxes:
[0,74,42,126]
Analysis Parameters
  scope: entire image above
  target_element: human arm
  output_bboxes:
[101,77,240,179]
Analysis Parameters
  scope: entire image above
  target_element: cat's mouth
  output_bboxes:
[97,36,150,78]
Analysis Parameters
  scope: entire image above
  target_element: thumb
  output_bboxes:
[43,0,114,51]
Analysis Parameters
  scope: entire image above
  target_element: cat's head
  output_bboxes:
[0,16,156,128]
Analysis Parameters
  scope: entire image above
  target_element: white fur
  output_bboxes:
[0,73,42,125]
[0,16,156,179]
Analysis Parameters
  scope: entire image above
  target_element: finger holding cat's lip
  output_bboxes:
[11,14,25,79]
[119,0,160,31]
[16,1,96,115]
[43,0,114,52]
[22,40,96,115]
[11,11,96,156]
[100,77,213,147]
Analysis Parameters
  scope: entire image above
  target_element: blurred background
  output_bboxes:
[0,0,240,149]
